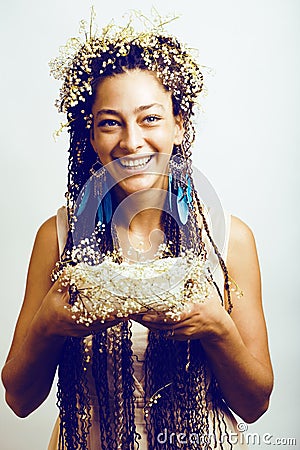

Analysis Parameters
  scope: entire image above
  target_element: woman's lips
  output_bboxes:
[116,154,155,173]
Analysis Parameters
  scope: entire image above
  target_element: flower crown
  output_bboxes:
[49,8,205,132]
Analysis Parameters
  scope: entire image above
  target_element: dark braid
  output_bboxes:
[91,331,114,448]
[120,322,136,448]
[194,194,233,313]
[57,338,92,449]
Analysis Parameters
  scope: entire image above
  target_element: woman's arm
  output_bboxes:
[1,216,121,418]
[1,217,64,417]
[200,216,273,423]
[141,216,273,423]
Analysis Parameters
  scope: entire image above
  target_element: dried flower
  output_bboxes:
[49,8,205,130]
[58,248,212,326]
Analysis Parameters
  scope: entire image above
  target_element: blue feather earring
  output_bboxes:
[96,201,103,224]
[176,175,192,226]
[186,175,192,204]
[177,185,189,225]
[77,182,91,216]
[168,152,193,225]
[96,178,112,224]
[103,190,112,223]
[168,172,173,212]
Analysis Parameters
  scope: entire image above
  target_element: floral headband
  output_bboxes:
[49,8,205,133]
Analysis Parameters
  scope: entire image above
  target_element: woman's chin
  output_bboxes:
[117,174,167,196]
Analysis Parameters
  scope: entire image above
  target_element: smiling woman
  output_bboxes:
[1,9,273,450]
[90,70,184,197]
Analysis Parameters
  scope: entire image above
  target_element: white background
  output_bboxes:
[0,0,299,449]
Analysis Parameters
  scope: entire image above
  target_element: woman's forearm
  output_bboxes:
[201,318,273,423]
[1,320,65,418]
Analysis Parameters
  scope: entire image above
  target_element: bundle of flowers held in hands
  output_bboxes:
[58,249,213,326]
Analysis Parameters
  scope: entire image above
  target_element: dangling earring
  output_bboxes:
[103,190,112,223]
[177,185,189,225]
[75,159,111,225]
[168,172,173,212]
[176,176,192,225]
[91,161,112,225]
[95,182,112,225]
[77,182,91,216]
[186,175,192,204]
[97,200,103,224]
[169,151,193,225]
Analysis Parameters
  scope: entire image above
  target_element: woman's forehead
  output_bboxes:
[93,70,173,109]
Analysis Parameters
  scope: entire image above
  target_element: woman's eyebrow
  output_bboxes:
[135,103,165,113]
[96,108,120,118]
[95,103,165,118]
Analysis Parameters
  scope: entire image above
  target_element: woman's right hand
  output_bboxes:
[33,278,123,339]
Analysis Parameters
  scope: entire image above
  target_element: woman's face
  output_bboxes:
[90,70,184,197]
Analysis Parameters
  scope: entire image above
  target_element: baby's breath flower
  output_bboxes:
[49,9,205,131]
[58,248,212,326]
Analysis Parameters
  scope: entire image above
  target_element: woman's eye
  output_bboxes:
[144,115,161,124]
[97,119,119,128]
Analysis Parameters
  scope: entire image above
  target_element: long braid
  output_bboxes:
[111,324,125,450]
[120,321,136,448]
[91,331,114,448]
[194,193,233,313]
[57,337,92,449]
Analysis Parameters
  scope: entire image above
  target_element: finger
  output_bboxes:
[141,313,160,322]
[142,313,183,324]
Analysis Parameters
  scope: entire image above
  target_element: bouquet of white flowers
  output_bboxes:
[59,249,213,326]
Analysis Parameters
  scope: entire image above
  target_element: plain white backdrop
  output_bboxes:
[0,0,299,449]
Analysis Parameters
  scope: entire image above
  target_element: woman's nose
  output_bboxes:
[119,123,144,153]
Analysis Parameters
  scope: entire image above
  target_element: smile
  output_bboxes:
[118,155,153,169]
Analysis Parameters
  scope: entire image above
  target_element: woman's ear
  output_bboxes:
[174,114,185,146]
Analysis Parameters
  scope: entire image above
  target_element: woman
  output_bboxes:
[1,12,273,450]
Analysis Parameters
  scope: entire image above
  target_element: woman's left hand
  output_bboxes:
[136,292,231,342]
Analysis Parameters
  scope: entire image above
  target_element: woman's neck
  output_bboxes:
[113,185,167,228]
[113,193,167,259]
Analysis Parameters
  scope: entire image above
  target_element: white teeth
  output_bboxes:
[119,156,151,168]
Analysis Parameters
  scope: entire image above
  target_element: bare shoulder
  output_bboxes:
[34,215,59,255]
[5,216,60,360]
[27,215,60,292]
[24,214,60,304]
[228,215,256,252]
[227,215,262,325]
[227,215,258,272]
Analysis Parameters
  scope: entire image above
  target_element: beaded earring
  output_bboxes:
[90,160,112,225]
[76,181,91,216]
